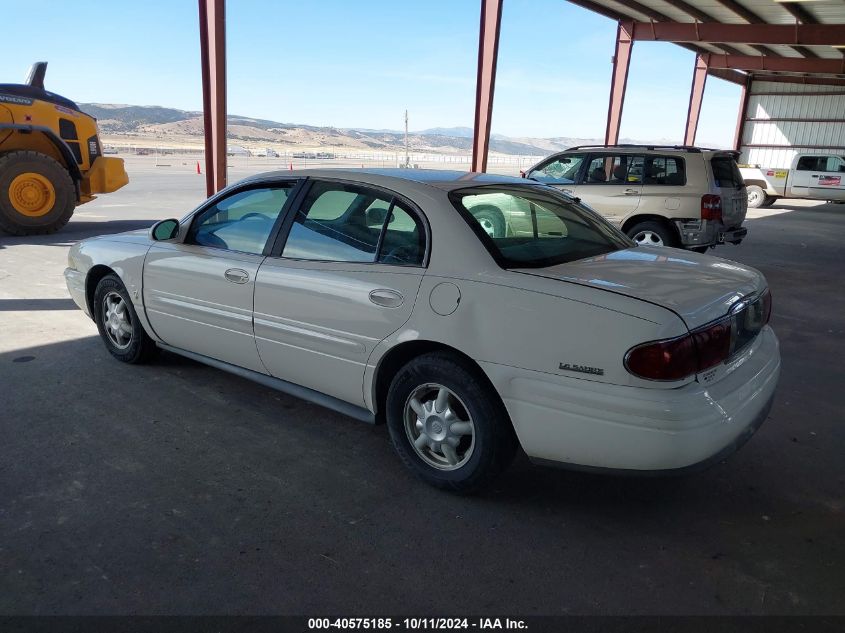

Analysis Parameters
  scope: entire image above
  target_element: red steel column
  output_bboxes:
[733,75,753,153]
[471,0,503,173]
[605,22,633,146]
[199,0,227,196]
[684,54,708,146]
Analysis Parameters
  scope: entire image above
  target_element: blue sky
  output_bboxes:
[1,0,741,146]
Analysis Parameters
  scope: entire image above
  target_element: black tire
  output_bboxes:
[93,274,157,364]
[470,204,506,238]
[0,150,75,235]
[386,352,518,493]
[746,184,767,209]
[760,196,777,208]
[625,220,679,248]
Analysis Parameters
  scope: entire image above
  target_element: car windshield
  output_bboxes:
[450,185,632,268]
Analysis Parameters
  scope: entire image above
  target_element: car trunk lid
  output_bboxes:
[514,247,765,330]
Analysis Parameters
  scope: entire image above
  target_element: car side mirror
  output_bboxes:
[519,170,526,179]
[151,218,179,241]
[366,208,393,226]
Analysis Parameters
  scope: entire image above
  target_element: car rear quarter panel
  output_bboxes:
[365,270,692,412]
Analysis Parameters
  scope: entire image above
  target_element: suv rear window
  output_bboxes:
[449,185,632,269]
[711,156,744,188]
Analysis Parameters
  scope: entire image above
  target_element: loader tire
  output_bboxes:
[0,150,75,236]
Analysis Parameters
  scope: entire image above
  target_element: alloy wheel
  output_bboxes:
[404,383,476,470]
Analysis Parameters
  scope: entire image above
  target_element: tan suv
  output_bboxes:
[522,145,748,252]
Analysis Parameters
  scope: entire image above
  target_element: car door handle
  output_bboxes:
[623,189,639,195]
[369,289,404,308]
[224,268,250,284]
[811,175,819,178]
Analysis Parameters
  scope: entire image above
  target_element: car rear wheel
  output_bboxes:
[386,352,517,493]
[626,220,678,248]
[93,274,157,364]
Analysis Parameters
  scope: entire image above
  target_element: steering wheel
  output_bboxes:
[240,212,271,221]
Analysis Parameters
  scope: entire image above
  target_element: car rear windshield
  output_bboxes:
[711,155,744,188]
[449,185,632,269]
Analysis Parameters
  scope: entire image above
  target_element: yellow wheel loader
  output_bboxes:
[0,62,128,235]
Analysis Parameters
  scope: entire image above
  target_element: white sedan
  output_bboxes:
[65,169,780,492]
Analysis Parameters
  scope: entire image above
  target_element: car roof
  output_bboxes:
[241,168,535,193]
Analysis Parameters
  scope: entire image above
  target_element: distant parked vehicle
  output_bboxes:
[64,169,779,492]
[740,153,845,208]
[293,151,317,159]
[523,145,748,253]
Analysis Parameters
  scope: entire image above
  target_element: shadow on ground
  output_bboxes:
[0,220,155,249]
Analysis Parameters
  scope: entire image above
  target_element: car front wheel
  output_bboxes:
[386,352,517,493]
[93,274,157,364]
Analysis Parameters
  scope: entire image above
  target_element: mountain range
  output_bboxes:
[82,103,694,156]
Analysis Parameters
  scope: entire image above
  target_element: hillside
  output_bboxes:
[81,103,601,156]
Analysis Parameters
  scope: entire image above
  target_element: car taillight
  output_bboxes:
[624,335,698,381]
[625,289,772,381]
[701,194,722,222]
[692,318,732,371]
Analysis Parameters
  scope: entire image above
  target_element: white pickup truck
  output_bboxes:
[740,153,845,208]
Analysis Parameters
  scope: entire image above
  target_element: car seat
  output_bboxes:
[612,165,627,183]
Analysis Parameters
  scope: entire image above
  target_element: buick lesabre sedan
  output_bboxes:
[65,169,780,492]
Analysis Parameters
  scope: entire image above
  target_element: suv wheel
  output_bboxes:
[626,220,678,248]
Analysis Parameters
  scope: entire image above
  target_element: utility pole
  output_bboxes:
[404,109,409,168]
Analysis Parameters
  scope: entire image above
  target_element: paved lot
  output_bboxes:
[1,160,843,615]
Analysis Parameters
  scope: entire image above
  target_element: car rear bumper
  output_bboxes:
[674,219,747,248]
[479,326,780,472]
[64,267,89,317]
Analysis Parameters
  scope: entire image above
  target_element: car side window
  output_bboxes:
[377,202,425,266]
[189,186,292,255]
[529,154,585,184]
[823,156,845,172]
[796,156,827,171]
[583,155,644,185]
[282,182,425,266]
[643,156,685,185]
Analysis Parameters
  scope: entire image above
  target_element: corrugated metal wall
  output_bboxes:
[739,81,845,168]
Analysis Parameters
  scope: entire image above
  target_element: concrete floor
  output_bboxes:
[1,160,843,615]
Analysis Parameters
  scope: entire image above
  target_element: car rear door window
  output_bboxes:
[282,182,425,266]
[189,186,292,255]
[583,155,644,184]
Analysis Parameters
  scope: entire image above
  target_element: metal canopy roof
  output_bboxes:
[568,0,845,85]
